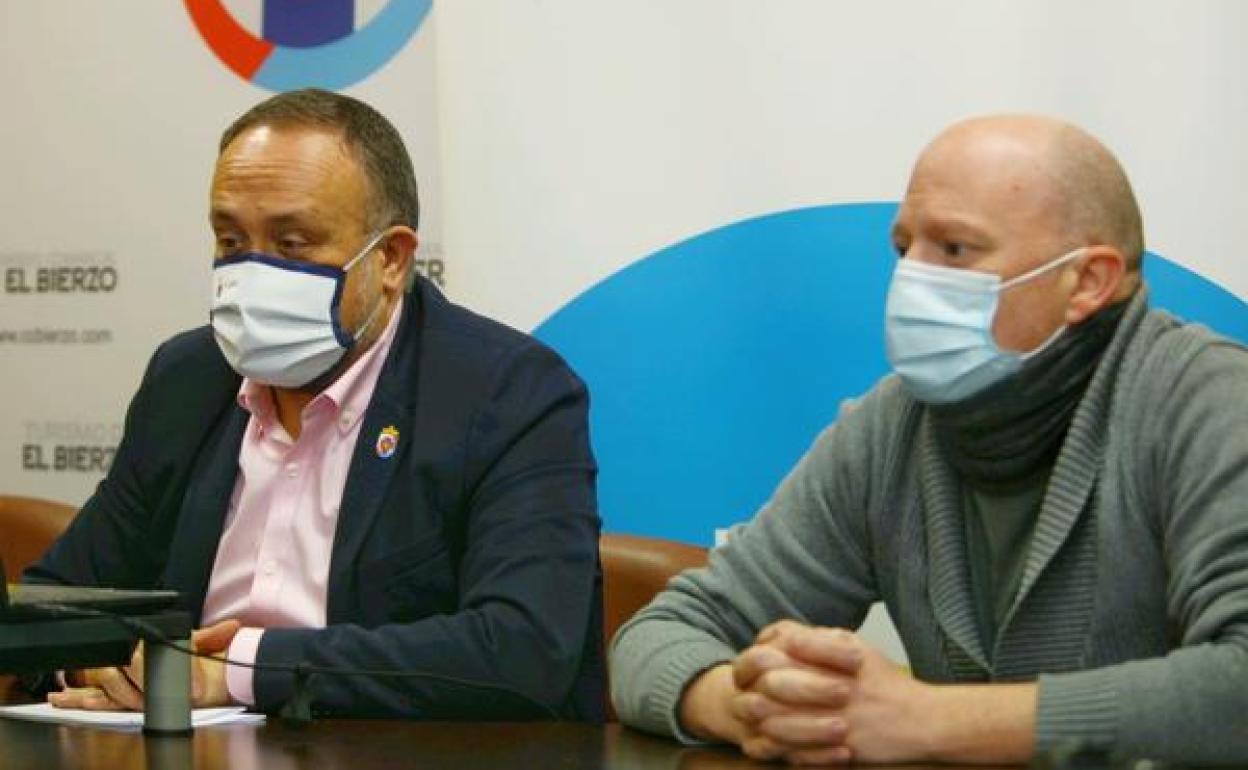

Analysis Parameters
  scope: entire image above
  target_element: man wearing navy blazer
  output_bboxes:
[28,89,604,721]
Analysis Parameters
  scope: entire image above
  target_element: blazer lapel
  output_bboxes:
[326,292,423,623]
[164,404,249,624]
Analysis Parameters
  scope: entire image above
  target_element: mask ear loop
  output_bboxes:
[1019,323,1068,361]
[1000,247,1087,290]
[342,230,389,272]
[350,289,386,344]
[1001,247,1088,358]
[343,230,390,344]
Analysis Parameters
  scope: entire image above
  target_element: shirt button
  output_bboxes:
[263,561,276,576]
[285,463,298,477]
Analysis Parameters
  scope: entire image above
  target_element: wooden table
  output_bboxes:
[1,679,1231,770]
[0,715,793,770]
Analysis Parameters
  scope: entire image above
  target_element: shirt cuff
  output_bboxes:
[224,628,264,707]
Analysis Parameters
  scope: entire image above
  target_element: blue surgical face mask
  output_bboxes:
[210,231,387,388]
[884,247,1086,404]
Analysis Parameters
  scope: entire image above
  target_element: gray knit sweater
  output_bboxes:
[610,292,1248,763]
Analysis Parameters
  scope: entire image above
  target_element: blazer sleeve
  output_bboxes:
[251,340,602,720]
[25,343,166,589]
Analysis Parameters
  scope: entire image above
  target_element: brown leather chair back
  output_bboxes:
[0,495,76,582]
[601,533,708,720]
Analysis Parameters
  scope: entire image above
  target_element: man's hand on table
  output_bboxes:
[48,619,241,711]
[679,621,949,765]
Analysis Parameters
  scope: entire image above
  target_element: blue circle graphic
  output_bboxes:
[186,0,431,92]
[534,203,1247,545]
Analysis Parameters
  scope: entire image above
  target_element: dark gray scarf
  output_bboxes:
[928,299,1129,486]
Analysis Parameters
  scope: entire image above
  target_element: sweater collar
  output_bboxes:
[927,298,1131,487]
[919,289,1152,673]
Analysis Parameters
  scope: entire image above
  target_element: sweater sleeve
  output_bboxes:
[1035,338,1248,764]
[609,387,897,739]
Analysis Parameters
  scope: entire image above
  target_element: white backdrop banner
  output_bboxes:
[3,0,1245,546]
[437,0,1248,547]
[1,0,442,504]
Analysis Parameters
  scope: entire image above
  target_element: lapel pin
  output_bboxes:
[375,425,400,459]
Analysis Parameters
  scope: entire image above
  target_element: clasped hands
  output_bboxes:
[47,619,241,711]
[682,621,932,765]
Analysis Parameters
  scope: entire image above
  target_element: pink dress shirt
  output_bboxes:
[201,298,403,706]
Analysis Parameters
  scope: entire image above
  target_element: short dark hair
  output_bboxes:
[219,88,420,230]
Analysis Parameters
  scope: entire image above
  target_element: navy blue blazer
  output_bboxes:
[29,277,605,721]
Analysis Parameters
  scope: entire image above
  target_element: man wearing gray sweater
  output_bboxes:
[610,115,1248,765]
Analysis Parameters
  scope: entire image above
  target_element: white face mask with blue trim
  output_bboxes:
[210,231,387,388]
[885,247,1085,404]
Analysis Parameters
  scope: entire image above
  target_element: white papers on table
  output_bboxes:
[0,702,265,731]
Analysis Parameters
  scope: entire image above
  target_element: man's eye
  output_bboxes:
[942,242,966,258]
[216,236,242,254]
[278,238,308,252]
[892,241,909,259]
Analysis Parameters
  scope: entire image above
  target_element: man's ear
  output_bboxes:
[1065,245,1125,324]
[380,226,418,293]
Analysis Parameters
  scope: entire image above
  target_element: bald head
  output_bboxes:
[893,115,1144,353]
[918,115,1144,272]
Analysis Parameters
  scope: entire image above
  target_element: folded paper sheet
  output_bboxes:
[0,703,265,731]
